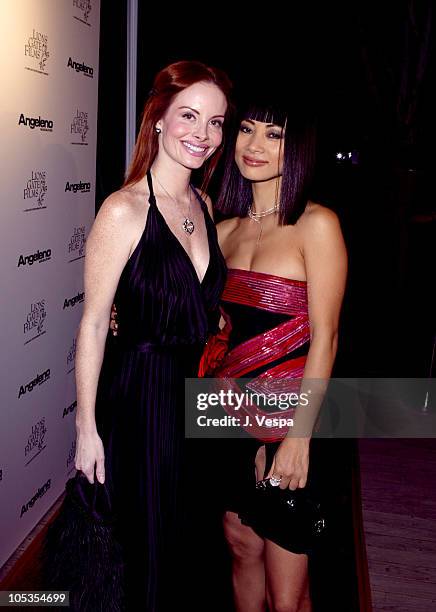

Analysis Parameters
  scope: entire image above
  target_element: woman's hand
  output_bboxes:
[266,437,310,490]
[75,429,106,485]
[109,303,118,336]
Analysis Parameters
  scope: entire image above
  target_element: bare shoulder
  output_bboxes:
[99,185,148,221]
[87,188,148,259]
[299,201,342,240]
[94,186,150,242]
[216,217,240,251]
[216,216,239,238]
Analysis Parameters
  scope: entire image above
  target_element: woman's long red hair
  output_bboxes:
[123,61,233,193]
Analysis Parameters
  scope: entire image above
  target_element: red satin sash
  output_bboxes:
[198,269,310,441]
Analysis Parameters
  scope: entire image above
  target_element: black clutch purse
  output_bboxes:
[238,477,327,554]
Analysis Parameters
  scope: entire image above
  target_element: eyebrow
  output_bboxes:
[178,106,225,118]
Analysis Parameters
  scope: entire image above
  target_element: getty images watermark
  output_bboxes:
[185,378,436,439]
[196,389,309,429]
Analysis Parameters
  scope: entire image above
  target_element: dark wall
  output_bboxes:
[98,3,434,378]
[95,1,127,209]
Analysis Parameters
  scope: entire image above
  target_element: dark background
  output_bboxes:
[97,1,435,379]
[94,4,435,610]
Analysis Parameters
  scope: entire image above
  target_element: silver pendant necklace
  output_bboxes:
[152,172,195,235]
[248,203,279,244]
[182,217,195,235]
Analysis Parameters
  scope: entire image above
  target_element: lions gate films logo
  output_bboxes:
[71,109,89,145]
[73,0,92,26]
[23,171,47,211]
[67,439,76,470]
[68,226,86,262]
[66,338,76,373]
[24,417,47,467]
[24,29,50,75]
[24,300,47,345]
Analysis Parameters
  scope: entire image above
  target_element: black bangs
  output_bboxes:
[241,102,288,128]
[215,89,317,226]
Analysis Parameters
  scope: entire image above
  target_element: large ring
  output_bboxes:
[269,476,282,487]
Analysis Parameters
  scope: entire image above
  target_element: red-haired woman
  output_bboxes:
[42,61,231,611]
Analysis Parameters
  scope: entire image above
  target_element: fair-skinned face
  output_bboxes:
[155,81,227,170]
[235,118,285,181]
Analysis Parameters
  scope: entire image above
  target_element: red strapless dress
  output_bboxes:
[199,268,367,610]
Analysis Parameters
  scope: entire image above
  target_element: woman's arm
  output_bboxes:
[267,205,348,489]
[74,192,139,482]
[300,205,347,379]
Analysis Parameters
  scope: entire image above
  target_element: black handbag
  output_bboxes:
[41,471,126,611]
[238,477,327,555]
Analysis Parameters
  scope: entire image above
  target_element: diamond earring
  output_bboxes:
[155,126,161,134]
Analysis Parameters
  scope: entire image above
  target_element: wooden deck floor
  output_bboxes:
[359,438,436,611]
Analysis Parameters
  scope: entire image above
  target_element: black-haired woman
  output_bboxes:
[199,96,362,611]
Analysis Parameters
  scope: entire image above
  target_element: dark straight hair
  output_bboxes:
[215,95,317,225]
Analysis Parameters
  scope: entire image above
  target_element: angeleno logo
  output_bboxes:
[70,109,89,144]
[67,57,94,78]
[24,29,50,74]
[63,400,77,418]
[73,0,92,25]
[65,181,91,194]
[18,369,50,399]
[18,248,51,267]
[23,170,47,210]
[63,291,84,309]
[19,113,54,132]
[24,300,46,344]
[20,479,51,517]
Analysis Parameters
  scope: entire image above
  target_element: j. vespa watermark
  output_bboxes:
[186,378,436,439]
[195,389,309,429]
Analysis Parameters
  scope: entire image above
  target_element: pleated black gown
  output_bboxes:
[43,170,227,612]
[99,171,226,610]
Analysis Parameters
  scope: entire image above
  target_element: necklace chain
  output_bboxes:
[248,203,279,220]
[247,203,279,245]
[151,171,195,235]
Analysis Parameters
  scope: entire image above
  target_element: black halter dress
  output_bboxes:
[43,170,227,611]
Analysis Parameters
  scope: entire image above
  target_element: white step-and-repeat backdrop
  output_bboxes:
[0,0,101,568]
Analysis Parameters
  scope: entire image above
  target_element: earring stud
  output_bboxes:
[155,126,161,134]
